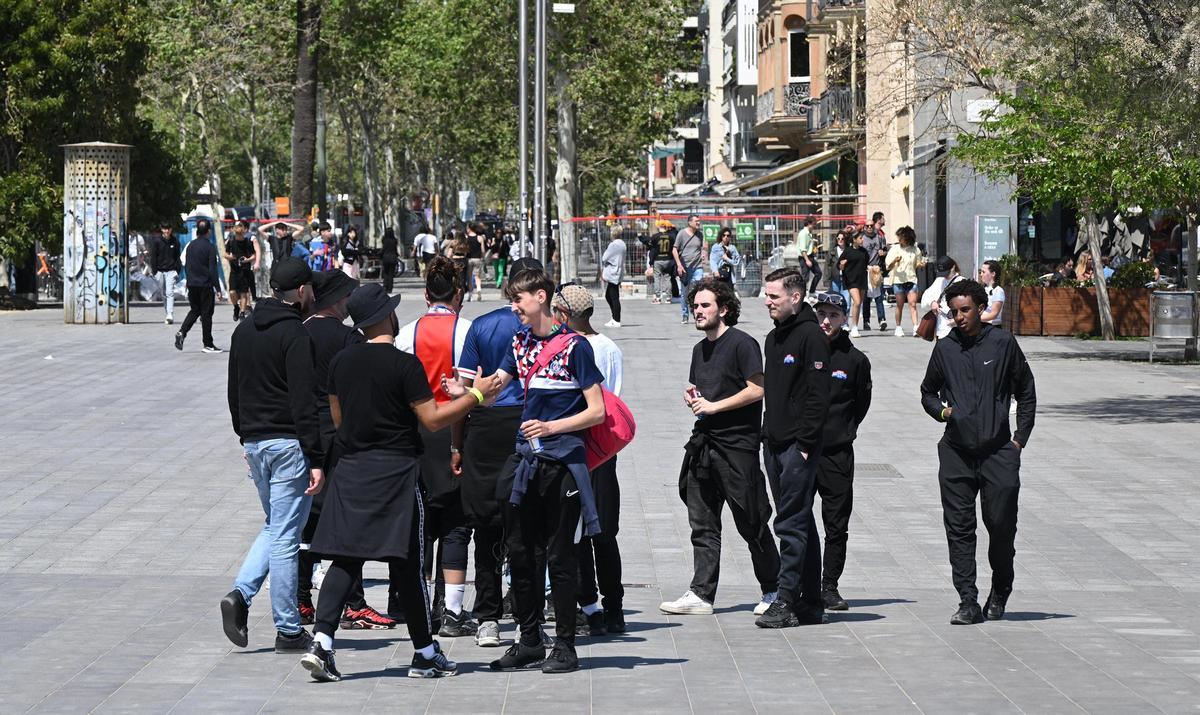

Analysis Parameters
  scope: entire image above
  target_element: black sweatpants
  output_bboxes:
[314,513,431,649]
[179,286,214,347]
[685,449,779,604]
[763,442,823,612]
[816,445,854,590]
[577,457,623,611]
[472,524,506,622]
[505,459,581,647]
[938,440,1021,604]
[605,282,622,323]
[381,259,397,292]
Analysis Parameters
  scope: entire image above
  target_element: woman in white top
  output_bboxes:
[921,256,966,339]
[979,259,1005,325]
[885,226,925,336]
[601,232,627,328]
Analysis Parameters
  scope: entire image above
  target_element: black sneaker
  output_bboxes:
[489,642,546,671]
[502,591,514,620]
[174,331,185,351]
[863,323,873,331]
[409,641,457,678]
[233,307,240,322]
[585,610,607,637]
[541,641,579,674]
[386,592,407,623]
[604,607,626,634]
[794,601,827,625]
[573,610,590,636]
[984,588,1010,621]
[275,628,313,654]
[439,608,479,637]
[220,589,249,647]
[950,601,984,625]
[755,598,800,629]
[880,319,888,330]
[822,588,849,611]
[300,641,342,682]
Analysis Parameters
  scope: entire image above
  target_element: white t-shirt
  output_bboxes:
[921,275,966,339]
[414,233,439,256]
[585,333,623,397]
[984,285,1006,324]
[396,306,473,378]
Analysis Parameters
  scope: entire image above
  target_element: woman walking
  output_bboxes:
[339,226,363,280]
[838,226,869,338]
[601,230,627,328]
[885,226,924,336]
[709,227,741,285]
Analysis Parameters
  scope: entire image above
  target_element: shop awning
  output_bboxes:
[716,147,844,195]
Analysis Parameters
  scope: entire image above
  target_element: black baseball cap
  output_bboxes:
[814,291,848,314]
[935,255,956,277]
[508,257,544,279]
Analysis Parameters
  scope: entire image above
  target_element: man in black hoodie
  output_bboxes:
[147,222,181,324]
[920,279,1035,626]
[757,267,832,629]
[175,218,220,353]
[221,257,326,655]
[812,292,872,612]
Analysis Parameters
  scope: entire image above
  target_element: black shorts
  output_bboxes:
[229,266,255,292]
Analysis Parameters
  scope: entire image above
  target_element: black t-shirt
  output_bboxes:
[304,317,365,408]
[688,327,764,451]
[328,343,433,455]
[467,234,484,259]
[840,245,869,286]
[652,231,674,261]
[226,236,255,268]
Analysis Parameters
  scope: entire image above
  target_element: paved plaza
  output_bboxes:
[2,291,1199,713]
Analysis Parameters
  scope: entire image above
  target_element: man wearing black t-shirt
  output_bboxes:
[660,278,781,618]
[224,220,260,321]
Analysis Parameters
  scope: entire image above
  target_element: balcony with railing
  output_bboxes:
[806,84,865,137]
[755,82,811,125]
[807,0,865,34]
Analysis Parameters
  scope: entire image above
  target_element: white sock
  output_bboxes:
[316,632,334,652]
[417,643,437,659]
[446,584,466,614]
[581,601,600,616]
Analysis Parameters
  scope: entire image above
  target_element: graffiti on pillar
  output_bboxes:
[64,205,126,322]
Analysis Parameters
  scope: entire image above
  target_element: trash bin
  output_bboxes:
[736,258,763,298]
[1150,290,1197,362]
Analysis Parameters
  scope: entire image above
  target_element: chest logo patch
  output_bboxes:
[832,370,848,380]
[783,354,795,364]
[813,361,824,370]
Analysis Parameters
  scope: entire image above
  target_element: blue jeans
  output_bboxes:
[831,279,850,308]
[234,438,312,635]
[679,266,704,319]
[157,270,178,319]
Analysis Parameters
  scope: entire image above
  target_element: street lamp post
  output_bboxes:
[533,0,547,264]
[518,0,530,257]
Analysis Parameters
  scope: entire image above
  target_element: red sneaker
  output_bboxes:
[299,602,316,626]
[341,604,398,630]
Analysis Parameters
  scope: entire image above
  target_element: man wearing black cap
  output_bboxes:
[221,257,325,655]
[175,218,221,353]
[296,271,397,630]
[812,292,872,611]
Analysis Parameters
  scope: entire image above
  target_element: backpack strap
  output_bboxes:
[522,332,578,397]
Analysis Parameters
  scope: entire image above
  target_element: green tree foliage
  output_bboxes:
[0,0,186,258]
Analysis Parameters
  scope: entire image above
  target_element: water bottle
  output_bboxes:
[688,387,705,420]
[529,436,544,453]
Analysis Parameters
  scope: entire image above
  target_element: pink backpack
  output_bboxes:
[522,332,636,470]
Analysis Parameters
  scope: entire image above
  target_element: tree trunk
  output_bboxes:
[385,134,398,240]
[1186,208,1198,361]
[358,105,378,245]
[316,87,328,221]
[246,85,263,217]
[290,0,321,221]
[553,66,578,282]
[1082,207,1115,340]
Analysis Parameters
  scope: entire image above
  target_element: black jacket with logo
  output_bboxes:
[227,298,324,466]
[148,233,181,273]
[920,323,1036,455]
[823,331,872,451]
[763,303,831,453]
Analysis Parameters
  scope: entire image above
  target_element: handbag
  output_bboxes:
[916,276,960,341]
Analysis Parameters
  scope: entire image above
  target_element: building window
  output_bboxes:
[658,157,668,177]
[788,30,810,83]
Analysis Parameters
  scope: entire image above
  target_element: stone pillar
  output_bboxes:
[62,142,131,324]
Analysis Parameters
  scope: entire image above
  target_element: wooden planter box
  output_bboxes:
[1004,286,1150,337]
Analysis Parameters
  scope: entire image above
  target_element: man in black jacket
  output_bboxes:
[221,257,326,655]
[147,222,181,324]
[920,279,1036,625]
[812,292,872,611]
[175,219,220,353]
[757,267,832,629]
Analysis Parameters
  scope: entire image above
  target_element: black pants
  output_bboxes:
[685,449,779,604]
[180,286,214,347]
[505,459,581,647]
[472,524,506,622]
[763,443,823,611]
[577,457,623,611]
[803,258,823,293]
[382,259,397,292]
[605,282,621,323]
[938,440,1021,603]
[816,445,854,590]
[314,508,431,649]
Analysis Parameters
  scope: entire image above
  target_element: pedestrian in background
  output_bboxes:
[224,219,260,322]
[979,260,1005,325]
[673,214,706,324]
[838,228,869,339]
[148,222,181,324]
[601,228,626,327]
[650,220,676,304]
[175,218,221,353]
[380,227,399,293]
[796,217,822,293]
[920,256,966,340]
[885,226,923,336]
[709,227,740,286]
[339,225,363,280]
[860,212,889,332]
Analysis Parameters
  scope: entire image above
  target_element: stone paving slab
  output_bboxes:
[2,295,1199,713]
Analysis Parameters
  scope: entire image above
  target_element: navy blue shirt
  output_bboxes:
[458,307,524,407]
[500,326,603,443]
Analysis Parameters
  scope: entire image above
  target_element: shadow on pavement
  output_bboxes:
[847,598,915,608]
[584,655,688,670]
[1038,395,1200,424]
[830,612,885,622]
[620,621,682,634]
[1002,611,1074,622]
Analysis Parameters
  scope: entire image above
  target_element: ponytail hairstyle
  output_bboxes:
[425,255,464,303]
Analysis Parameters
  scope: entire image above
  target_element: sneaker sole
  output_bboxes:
[439,628,478,638]
[475,637,502,647]
[341,620,395,630]
[408,666,457,678]
[300,654,341,682]
[755,617,800,628]
[542,663,580,674]
[220,599,248,648]
[659,605,714,615]
[824,602,849,611]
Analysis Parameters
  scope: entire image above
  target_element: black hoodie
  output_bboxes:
[920,323,1036,455]
[227,298,324,465]
[823,330,872,451]
[763,303,831,452]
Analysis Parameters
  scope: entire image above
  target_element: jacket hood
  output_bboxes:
[774,302,819,330]
[253,297,303,329]
[829,327,852,352]
[947,322,996,346]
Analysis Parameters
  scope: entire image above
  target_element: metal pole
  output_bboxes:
[518,0,530,257]
[534,0,547,264]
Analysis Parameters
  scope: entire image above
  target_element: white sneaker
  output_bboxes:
[604,319,621,328]
[753,591,778,616]
[659,590,714,615]
[894,326,904,337]
[911,328,919,337]
[849,327,861,339]
[312,563,325,590]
